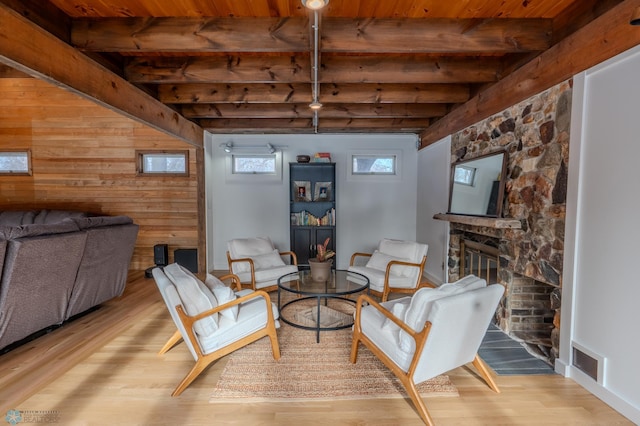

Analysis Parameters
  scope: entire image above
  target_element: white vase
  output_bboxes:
[309,258,332,282]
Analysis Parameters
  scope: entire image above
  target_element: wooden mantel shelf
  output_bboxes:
[433,213,522,229]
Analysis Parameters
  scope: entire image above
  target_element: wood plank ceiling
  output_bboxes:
[0,0,626,139]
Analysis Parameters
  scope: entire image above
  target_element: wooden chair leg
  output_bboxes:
[403,378,436,426]
[172,358,212,397]
[158,330,183,355]
[472,354,501,393]
[267,326,281,360]
[350,333,361,363]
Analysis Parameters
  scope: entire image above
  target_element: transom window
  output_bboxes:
[137,151,188,176]
[352,154,397,175]
[232,154,277,174]
[0,150,31,175]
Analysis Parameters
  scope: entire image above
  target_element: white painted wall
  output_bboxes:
[204,133,419,271]
[558,45,640,424]
[416,136,451,285]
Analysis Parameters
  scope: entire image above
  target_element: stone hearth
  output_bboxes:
[441,80,572,365]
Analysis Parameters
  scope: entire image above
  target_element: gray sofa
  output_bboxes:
[0,210,139,351]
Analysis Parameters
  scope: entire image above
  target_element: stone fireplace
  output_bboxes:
[439,80,571,365]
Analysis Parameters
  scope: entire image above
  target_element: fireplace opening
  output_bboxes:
[459,238,557,365]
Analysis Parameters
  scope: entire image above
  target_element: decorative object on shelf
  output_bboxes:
[313,182,332,201]
[296,155,311,163]
[294,181,311,201]
[313,152,332,163]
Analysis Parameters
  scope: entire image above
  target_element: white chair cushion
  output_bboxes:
[205,274,239,322]
[198,296,280,354]
[252,249,286,269]
[228,237,275,258]
[235,264,298,289]
[359,299,413,372]
[378,238,426,263]
[163,263,219,337]
[348,266,415,292]
[365,250,412,277]
[399,275,487,351]
[381,297,411,331]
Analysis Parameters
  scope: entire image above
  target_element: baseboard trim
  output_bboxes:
[567,366,640,425]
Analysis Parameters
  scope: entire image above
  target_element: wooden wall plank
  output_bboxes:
[0,78,200,271]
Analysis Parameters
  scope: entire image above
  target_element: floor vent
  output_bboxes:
[572,341,605,385]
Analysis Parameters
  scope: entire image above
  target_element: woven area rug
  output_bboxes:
[210,302,458,402]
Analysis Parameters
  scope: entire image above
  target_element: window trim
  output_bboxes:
[231,153,278,175]
[0,149,32,176]
[225,151,283,183]
[136,150,189,177]
[348,150,402,182]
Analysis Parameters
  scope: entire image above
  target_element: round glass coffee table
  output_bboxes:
[277,269,369,343]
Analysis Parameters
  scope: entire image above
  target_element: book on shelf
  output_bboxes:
[290,208,335,226]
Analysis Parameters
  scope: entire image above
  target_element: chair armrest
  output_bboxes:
[178,289,272,323]
[279,250,298,265]
[350,252,372,266]
[227,256,256,274]
[354,294,416,336]
[217,273,243,291]
[385,259,422,275]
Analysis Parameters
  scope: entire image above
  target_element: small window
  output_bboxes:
[454,165,476,186]
[137,151,188,176]
[232,154,276,175]
[0,150,31,175]
[352,154,397,175]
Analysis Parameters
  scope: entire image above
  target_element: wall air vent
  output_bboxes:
[572,341,606,385]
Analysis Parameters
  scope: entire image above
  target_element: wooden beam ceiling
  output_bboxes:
[0,0,633,137]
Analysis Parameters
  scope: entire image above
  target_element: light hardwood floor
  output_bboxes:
[0,272,633,425]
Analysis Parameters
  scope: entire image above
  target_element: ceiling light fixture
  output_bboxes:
[631,6,640,25]
[301,0,329,10]
[306,8,323,133]
[309,101,323,110]
[219,142,286,153]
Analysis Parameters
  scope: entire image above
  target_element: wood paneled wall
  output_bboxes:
[0,77,199,270]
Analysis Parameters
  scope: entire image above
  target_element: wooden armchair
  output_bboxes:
[152,263,280,396]
[348,238,429,301]
[227,236,298,292]
[351,275,504,425]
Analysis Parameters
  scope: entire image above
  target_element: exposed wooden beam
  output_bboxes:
[419,0,640,148]
[0,3,203,147]
[0,0,71,43]
[181,103,447,119]
[158,83,470,104]
[126,55,500,84]
[72,17,551,54]
[0,64,31,78]
[72,17,309,52]
[322,18,552,53]
[321,83,470,104]
[203,118,313,132]
[202,117,428,133]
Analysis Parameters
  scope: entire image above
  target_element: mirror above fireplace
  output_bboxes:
[448,150,508,218]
